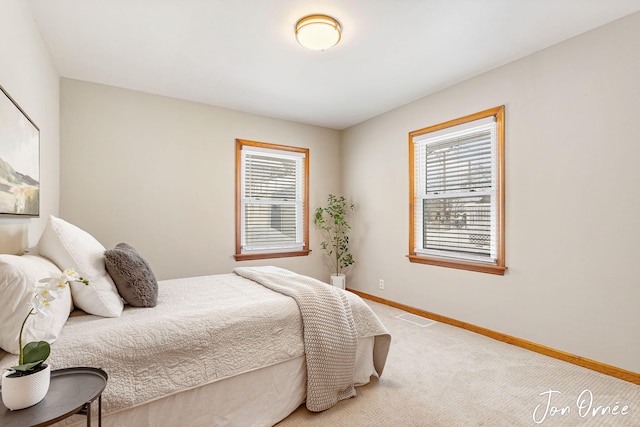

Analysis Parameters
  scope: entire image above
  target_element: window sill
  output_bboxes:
[235,249,311,261]
[407,255,506,275]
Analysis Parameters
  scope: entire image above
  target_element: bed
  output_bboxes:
[0,218,391,426]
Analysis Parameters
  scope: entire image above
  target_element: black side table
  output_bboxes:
[0,367,108,427]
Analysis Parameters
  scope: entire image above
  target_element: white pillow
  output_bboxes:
[38,215,123,317]
[0,254,71,355]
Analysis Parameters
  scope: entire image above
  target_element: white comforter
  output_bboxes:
[0,272,390,416]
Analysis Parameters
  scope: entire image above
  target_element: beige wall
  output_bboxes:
[55,10,640,374]
[60,79,341,281]
[0,0,59,253]
[342,12,640,373]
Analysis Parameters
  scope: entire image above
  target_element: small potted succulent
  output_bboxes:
[314,194,355,289]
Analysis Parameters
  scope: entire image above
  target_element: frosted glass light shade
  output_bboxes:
[295,15,341,50]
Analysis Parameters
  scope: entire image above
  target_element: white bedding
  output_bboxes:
[66,339,376,427]
[0,272,390,423]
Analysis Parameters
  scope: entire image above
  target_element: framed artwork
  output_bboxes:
[0,85,40,216]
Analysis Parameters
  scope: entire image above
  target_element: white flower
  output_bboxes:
[38,268,89,290]
[62,268,81,282]
[39,271,68,289]
[12,268,91,373]
[31,284,58,316]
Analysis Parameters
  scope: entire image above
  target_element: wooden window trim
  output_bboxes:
[408,106,506,275]
[234,139,310,261]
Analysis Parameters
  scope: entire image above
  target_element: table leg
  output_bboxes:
[98,394,102,427]
[86,400,92,427]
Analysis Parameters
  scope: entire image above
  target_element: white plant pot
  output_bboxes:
[330,274,346,289]
[1,364,50,410]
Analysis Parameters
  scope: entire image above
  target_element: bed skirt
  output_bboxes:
[58,337,375,427]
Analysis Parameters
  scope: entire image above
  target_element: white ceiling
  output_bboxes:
[27,0,640,130]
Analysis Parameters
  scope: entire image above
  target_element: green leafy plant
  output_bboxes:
[314,194,355,276]
[8,269,88,377]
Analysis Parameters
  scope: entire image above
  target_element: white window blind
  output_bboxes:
[413,116,498,264]
[240,146,305,254]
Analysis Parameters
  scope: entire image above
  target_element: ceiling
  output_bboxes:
[27,1,640,130]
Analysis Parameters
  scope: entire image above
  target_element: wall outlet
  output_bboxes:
[379,279,384,290]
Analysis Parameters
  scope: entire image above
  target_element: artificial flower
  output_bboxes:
[7,269,89,376]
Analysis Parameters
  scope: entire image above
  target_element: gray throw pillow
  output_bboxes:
[104,243,158,307]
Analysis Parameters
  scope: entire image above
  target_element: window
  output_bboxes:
[408,106,505,275]
[235,139,310,260]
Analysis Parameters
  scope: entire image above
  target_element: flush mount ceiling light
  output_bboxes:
[295,14,342,51]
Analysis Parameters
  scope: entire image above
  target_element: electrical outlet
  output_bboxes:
[379,279,384,290]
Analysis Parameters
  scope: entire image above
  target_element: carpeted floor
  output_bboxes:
[276,301,640,426]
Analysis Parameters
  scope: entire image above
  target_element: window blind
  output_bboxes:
[241,146,305,253]
[413,117,497,263]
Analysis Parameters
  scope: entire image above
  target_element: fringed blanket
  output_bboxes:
[234,266,370,412]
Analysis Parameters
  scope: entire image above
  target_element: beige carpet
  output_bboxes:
[276,301,640,426]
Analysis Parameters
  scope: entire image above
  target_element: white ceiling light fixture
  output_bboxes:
[295,14,341,51]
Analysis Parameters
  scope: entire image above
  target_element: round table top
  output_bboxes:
[0,367,108,427]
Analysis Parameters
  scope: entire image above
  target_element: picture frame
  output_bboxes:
[0,85,40,217]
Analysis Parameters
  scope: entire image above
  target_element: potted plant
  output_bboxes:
[2,269,88,410]
[314,194,355,289]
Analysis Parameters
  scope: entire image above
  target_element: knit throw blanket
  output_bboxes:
[234,266,358,412]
